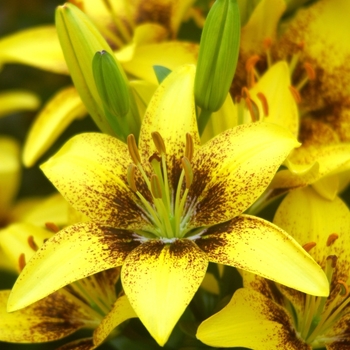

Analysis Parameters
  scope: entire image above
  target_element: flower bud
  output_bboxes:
[55,3,115,135]
[92,50,130,119]
[195,0,240,112]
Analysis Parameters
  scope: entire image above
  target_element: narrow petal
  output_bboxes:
[197,288,310,349]
[0,290,96,343]
[118,41,198,84]
[41,133,150,229]
[196,215,329,296]
[0,137,20,218]
[8,222,139,311]
[93,295,137,346]
[23,87,87,167]
[274,187,350,283]
[189,122,299,227]
[0,26,67,74]
[138,64,199,191]
[121,239,208,346]
[0,90,40,118]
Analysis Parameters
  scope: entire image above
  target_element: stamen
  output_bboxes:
[127,134,141,164]
[151,131,166,155]
[327,233,339,246]
[289,86,301,104]
[18,253,26,272]
[27,236,38,251]
[185,133,194,162]
[303,241,317,252]
[127,164,137,192]
[241,87,251,99]
[263,37,272,68]
[45,222,60,233]
[337,280,348,297]
[151,174,163,199]
[182,157,193,189]
[245,55,260,73]
[245,97,259,122]
[245,55,260,87]
[304,62,316,81]
[256,92,269,117]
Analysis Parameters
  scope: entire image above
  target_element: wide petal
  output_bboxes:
[0,289,98,343]
[0,26,67,74]
[93,295,137,346]
[41,133,150,229]
[23,86,87,167]
[118,41,198,84]
[189,122,299,227]
[8,222,140,311]
[274,187,350,284]
[121,239,208,346]
[197,288,310,349]
[0,90,40,118]
[276,0,350,110]
[196,214,328,296]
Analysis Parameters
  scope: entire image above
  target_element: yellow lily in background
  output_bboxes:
[197,186,350,349]
[8,65,328,346]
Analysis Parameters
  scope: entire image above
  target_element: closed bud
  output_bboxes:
[195,0,240,113]
[92,50,130,118]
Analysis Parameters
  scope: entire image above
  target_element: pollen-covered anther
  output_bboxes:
[336,280,349,297]
[256,92,269,117]
[185,133,194,162]
[289,86,301,104]
[18,253,26,272]
[246,55,260,87]
[151,174,162,199]
[302,241,316,252]
[127,164,137,192]
[182,156,193,189]
[263,37,272,50]
[27,235,39,251]
[127,134,141,164]
[241,87,251,99]
[151,131,166,155]
[327,233,339,246]
[304,62,316,81]
[245,55,260,73]
[245,97,259,122]
[45,222,60,233]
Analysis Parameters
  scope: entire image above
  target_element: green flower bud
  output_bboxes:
[92,50,130,119]
[195,0,241,113]
[55,3,116,135]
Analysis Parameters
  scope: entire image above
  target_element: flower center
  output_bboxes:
[296,234,350,347]
[127,132,196,240]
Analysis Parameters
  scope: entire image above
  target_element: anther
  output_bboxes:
[337,280,349,297]
[241,87,251,99]
[263,38,272,50]
[245,97,259,122]
[151,132,166,155]
[185,133,194,162]
[27,236,39,251]
[151,174,162,199]
[327,255,337,268]
[18,253,26,272]
[302,241,316,252]
[289,86,301,104]
[45,222,60,233]
[127,164,137,192]
[182,157,193,189]
[256,92,269,117]
[127,134,141,164]
[245,55,260,73]
[327,233,339,247]
[304,62,316,81]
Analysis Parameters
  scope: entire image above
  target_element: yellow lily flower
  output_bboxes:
[8,65,328,346]
[0,267,136,349]
[197,186,350,349]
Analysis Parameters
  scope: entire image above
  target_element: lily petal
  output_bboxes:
[41,133,149,229]
[56,338,94,350]
[196,214,329,296]
[8,222,140,311]
[121,239,208,346]
[93,295,137,346]
[0,289,97,343]
[0,26,67,74]
[189,122,299,226]
[0,90,40,118]
[118,41,198,84]
[23,86,87,167]
[197,288,310,349]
